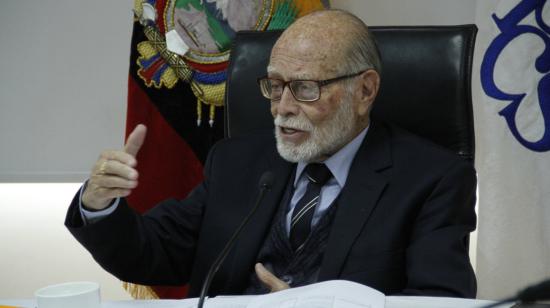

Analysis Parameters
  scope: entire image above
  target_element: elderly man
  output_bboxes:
[66,9,477,298]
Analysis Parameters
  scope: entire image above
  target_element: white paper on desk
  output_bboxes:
[174,280,384,308]
[247,280,385,308]
[176,296,253,308]
[132,296,253,308]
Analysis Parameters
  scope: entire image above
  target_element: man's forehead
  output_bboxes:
[267,53,338,79]
[269,50,343,80]
[266,11,359,77]
[270,29,350,64]
[267,65,314,80]
[271,29,336,58]
[270,49,330,65]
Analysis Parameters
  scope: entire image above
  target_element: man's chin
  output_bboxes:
[275,132,301,149]
[275,139,320,163]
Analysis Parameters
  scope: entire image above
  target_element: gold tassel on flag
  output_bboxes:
[122,282,159,300]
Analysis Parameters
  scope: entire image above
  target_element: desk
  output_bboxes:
[1,296,506,308]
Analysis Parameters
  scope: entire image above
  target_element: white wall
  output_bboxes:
[0,183,131,300]
[0,0,133,182]
[0,0,478,301]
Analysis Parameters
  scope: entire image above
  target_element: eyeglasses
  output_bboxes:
[257,71,364,102]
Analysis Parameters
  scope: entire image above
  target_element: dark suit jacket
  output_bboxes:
[65,121,477,298]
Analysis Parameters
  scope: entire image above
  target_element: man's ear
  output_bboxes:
[356,69,380,116]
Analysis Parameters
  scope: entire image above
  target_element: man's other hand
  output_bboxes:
[81,124,147,210]
[255,263,290,292]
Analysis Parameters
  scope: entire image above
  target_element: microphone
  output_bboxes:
[197,171,274,308]
[482,278,550,308]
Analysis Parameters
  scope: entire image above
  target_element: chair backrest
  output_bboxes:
[224,25,477,161]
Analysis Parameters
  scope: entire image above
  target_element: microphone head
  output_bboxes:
[259,171,274,189]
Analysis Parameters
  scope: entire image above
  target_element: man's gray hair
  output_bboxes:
[337,10,382,76]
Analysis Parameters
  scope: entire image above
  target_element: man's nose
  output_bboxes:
[275,86,300,116]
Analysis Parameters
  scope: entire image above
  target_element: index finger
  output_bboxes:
[100,150,137,167]
[125,124,147,157]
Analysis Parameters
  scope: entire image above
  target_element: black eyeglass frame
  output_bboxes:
[257,70,365,103]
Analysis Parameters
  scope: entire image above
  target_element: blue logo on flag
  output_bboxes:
[481,0,550,152]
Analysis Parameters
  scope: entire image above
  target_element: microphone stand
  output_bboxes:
[197,172,274,308]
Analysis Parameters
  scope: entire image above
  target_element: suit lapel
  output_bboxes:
[319,121,393,280]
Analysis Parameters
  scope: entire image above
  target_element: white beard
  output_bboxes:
[274,94,357,163]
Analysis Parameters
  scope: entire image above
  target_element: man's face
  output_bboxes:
[268,42,360,163]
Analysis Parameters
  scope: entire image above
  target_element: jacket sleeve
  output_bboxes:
[402,159,477,298]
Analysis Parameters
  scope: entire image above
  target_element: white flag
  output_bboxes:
[473,0,550,299]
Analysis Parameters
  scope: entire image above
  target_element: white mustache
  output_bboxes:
[274,115,313,131]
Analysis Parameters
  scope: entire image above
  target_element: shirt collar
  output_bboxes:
[294,125,369,187]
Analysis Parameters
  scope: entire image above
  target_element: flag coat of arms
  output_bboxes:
[473,0,550,299]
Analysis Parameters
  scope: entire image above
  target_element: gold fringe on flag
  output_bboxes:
[122,282,159,299]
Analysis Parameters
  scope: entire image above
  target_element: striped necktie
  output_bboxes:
[289,163,332,251]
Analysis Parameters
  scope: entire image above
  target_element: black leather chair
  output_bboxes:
[224,26,477,162]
